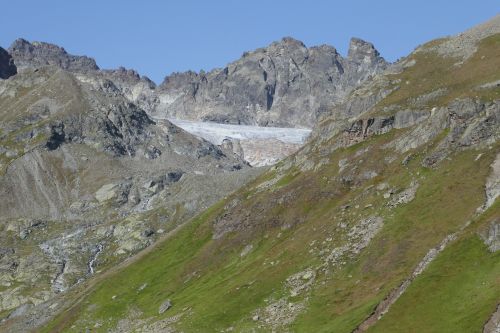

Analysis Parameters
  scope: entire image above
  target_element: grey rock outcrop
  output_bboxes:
[150,37,387,127]
[8,38,99,72]
[96,67,158,112]
[0,47,17,79]
[480,222,500,252]
[484,153,500,210]
[158,299,172,314]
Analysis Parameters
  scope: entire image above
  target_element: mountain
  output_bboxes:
[4,37,387,166]
[0,56,261,328]
[9,15,497,333]
[151,37,387,127]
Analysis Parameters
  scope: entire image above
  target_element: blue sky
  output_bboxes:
[2,1,498,83]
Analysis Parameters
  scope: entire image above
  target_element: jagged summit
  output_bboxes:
[153,36,388,127]
[8,38,99,72]
[2,36,387,128]
[348,37,385,65]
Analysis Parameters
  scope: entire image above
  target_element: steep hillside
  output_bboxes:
[25,15,500,333]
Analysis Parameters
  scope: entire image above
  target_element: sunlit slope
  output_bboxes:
[41,32,500,333]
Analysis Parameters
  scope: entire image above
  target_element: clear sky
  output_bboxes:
[2,0,498,83]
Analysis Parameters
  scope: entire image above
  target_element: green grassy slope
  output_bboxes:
[43,139,499,332]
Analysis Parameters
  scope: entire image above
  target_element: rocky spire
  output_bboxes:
[347,37,386,67]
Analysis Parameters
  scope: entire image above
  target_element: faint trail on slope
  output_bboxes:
[351,233,457,333]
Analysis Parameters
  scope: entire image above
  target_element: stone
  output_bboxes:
[159,299,172,314]
[240,244,253,257]
[480,221,500,252]
[94,182,130,205]
[19,229,31,240]
[376,182,388,191]
[95,183,120,203]
[388,182,419,208]
[141,228,155,238]
[402,155,413,166]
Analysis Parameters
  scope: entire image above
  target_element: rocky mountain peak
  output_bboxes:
[274,36,307,49]
[8,38,99,72]
[101,66,156,89]
[347,37,385,66]
[150,37,388,128]
[0,46,17,79]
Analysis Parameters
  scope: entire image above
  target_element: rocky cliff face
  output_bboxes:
[8,38,99,72]
[0,47,16,79]
[151,37,387,127]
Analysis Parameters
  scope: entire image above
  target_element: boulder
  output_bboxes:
[95,183,130,204]
[158,299,172,314]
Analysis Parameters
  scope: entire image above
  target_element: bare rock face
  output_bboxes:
[8,38,99,72]
[151,37,387,128]
[0,47,17,79]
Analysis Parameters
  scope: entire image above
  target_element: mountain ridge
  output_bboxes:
[4,36,388,128]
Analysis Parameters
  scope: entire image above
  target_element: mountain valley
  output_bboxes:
[0,13,499,333]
